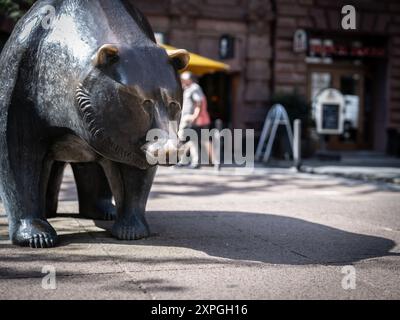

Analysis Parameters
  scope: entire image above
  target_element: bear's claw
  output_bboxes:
[28,233,57,248]
[11,219,58,248]
[112,221,150,241]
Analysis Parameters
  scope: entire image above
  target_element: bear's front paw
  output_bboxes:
[112,219,150,241]
[11,219,58,248]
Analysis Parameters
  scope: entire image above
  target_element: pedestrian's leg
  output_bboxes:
[177,126,191,166]
[202,139,211,165]
[188,141,200,168]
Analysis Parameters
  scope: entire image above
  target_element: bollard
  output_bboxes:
[293,119,302,170]
[213,119,223,171]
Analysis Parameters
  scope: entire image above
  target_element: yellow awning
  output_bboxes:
[161,44,230,76]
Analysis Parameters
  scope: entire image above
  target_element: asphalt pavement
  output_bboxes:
[0,166,399,299]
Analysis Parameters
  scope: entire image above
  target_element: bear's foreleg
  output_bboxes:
[100,160,156,240]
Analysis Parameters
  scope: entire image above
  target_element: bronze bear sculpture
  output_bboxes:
[0,0,190,248]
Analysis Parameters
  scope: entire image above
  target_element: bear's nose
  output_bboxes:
[143,139,183,166]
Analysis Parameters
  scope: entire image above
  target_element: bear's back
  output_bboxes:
[0,0,62,127]
[0,0,156,128]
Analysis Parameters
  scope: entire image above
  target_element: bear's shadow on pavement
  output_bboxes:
[58,210,398,266]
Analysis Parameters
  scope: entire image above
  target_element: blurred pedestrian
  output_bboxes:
[178,71,210,169]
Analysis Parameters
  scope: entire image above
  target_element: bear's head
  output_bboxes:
[76,44,190,169]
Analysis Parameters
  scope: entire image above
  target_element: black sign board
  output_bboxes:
[322,104,340,130]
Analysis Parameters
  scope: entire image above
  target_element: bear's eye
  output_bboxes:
[169,101,181,118]
[169,102,181,110]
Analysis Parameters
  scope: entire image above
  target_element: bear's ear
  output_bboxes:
[92,44,119,67]
[167,49,190,71]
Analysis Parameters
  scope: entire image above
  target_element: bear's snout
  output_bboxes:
[142,138,183,166]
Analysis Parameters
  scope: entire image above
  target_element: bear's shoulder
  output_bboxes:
[0,1,60,115]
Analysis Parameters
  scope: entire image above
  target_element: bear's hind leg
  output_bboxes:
[72,163,116,221]
[45,161,66,218]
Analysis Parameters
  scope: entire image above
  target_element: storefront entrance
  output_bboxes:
[199,72,233,129]
[306,34,389,152]
[308,64,373,151]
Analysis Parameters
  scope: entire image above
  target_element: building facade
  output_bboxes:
[131,0,400,154]
[0,0,399,155]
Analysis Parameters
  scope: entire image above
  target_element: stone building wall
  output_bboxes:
[134,0,400,140]
[133,0,274,130]
[272,0,400,133]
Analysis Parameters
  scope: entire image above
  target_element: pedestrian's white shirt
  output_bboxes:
[182,83,204,117]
